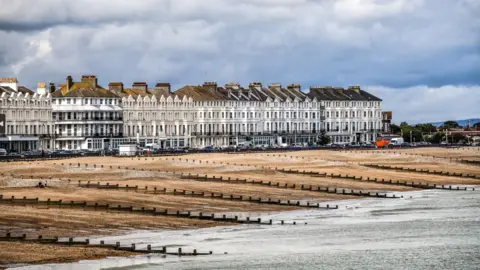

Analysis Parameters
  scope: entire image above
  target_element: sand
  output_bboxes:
[0,147,478,267]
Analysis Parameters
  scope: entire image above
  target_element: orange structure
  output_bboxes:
[376,136,391,148]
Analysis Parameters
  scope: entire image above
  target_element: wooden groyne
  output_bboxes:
[178,173,399,199]
[276,168,476,191]
[0,195,274,225]
[361,164,480,180]
[74,180,336,210]
[54,162,396,200]
[0,233,212,256]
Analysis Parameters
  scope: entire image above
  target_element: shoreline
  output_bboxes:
[11,187,480,270]
[0,148,478,267]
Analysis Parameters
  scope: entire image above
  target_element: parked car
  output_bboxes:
[8,152,25,158]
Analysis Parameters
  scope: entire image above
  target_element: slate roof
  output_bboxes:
[0,85,34,95]
[52,82,119,98]
[175,85,230,101]
[118,88,177,99]
[174,83,310,102]
[307,87,382,101]
[17,86,34,95]
[0,86,16,95]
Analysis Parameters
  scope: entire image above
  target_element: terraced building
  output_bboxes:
[308,86,383,144]
[48,75,382,150]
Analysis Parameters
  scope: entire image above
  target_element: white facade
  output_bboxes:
[122,94,195,148]
[52,76,123,150]
[5,75,384,151]
[176,82,321,148]
[321,99,382,144]
[0,78,54,152]
[309,86,383,144]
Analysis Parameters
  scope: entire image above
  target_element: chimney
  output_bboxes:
[203,81,217,91]
[225,82,240,89]
[49,83,56,93]
[0,78,19,92]
[249,82,262,89]
[334,87,344,91]
[81,75,97,88]
[155,82,171,93]
[66,76,73,92]
[36,82,47,95]
[108,82,124,94]
[132,82,148,92]
[287,84,301,92]
[268,83,281,90]
[348,85,361,94]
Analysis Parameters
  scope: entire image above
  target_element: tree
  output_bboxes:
[441,120,460,130]
[452,133,466,143]
[390,124,401,134]
[398,123,423,143]
[473,122,480,129]
[317,130,331,145]
[415,123,437,133]
[429,132,445,144]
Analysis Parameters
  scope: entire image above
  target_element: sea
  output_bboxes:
[12,188,480,270]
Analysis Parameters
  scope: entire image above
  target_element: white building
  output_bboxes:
[109,81,195,148]
[308,86,382,144]
[51,75,123,150]
[0,78,55,152]
[44,75,384,150]
[175,82,321,148]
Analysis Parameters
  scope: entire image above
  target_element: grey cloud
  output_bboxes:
[368,85,480,124]
[0,0,478,123]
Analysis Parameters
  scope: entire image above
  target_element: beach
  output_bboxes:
[0,147,479,267]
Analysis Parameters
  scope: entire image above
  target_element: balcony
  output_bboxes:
[86,133,124,138]
[55,117,123,122]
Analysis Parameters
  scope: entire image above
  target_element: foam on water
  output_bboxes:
[11,188,480,270]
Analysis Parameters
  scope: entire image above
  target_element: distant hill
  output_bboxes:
[429,118,480,128]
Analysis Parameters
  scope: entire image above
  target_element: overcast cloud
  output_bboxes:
[0,0,479,123]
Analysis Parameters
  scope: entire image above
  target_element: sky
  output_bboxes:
[0,0,479,124]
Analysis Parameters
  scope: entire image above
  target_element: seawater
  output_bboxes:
[13,189,480,270]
